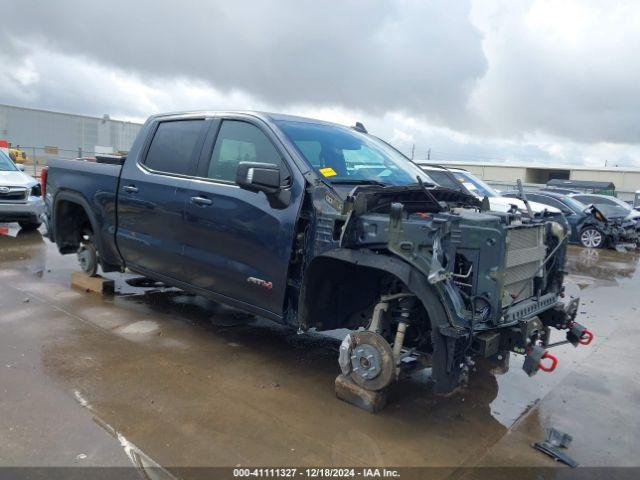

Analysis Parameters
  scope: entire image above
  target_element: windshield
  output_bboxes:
[0,150,17,171]
[276,121,434,186]
[563,196,587,213]
[451,170,500,198]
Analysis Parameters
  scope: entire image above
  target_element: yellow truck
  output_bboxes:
[8,146,29,164]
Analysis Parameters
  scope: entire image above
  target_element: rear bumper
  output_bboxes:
[0,197,45,223]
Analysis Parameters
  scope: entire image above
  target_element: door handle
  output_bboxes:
[123,185,138,194]
[190,196,213,206]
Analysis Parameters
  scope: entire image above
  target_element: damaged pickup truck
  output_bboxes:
[43,111,593,398]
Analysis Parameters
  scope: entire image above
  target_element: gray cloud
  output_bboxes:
[0,0,486,126]
[1,0,640,166]
[469,0,640,145]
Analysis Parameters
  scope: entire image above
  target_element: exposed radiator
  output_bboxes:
[503,225,546,307]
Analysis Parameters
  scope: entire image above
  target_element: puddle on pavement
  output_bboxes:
[488,245,640,427]
[3,224,640,466]
[117,320,160,335]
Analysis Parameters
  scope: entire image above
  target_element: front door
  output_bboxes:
[117,118,208,281]
[181,117,303,317]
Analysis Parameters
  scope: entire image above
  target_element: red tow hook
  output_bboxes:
[538,351,558,372]
[578,329,594,346]
[567,322,595,347]
[523,345,558,376]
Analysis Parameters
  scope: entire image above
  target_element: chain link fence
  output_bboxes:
[11,146,105,178]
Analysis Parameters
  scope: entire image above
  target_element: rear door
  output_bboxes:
[117,118,209,281]
[180,116,304,317]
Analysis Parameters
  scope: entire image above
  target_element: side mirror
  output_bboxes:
[236,162,281,194]
[17,164,25,172]
[236,161,291,208]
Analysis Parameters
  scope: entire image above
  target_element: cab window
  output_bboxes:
[145,120,206,175]
[208,120,283,182]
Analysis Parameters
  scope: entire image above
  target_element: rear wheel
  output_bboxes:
[18,221,42,231]
[580,227,604,249]
[77,233,99,277]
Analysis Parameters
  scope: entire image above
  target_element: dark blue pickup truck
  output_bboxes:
[43,111,592,398]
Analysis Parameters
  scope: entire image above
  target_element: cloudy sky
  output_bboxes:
[0,0,639,166]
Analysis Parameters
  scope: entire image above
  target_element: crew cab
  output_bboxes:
[43,112,592,399]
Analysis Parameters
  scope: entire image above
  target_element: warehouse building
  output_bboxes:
[417,160,640,202]
[0,104,142,162]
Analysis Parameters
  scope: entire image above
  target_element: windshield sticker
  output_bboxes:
[319,167,337,177]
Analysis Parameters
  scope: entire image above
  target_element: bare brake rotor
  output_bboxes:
[339,331,395,391]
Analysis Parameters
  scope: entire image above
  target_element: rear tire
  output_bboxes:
[579,227,604,249]
[18,221,42,231]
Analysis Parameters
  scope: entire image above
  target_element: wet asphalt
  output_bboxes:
[0,225,639,472]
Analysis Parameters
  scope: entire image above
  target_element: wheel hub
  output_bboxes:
[77,242,98,276]
[350,344,381,380]
[339,330,395,391]
[77,247,90,268]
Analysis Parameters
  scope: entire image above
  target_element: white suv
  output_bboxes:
[0,150,44,230]
[418,165,560,215]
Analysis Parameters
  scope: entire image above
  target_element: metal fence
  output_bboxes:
[486,180,637,203]
[11,146,104,178]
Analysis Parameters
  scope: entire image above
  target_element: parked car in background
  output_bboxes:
[0,149,44,230]
[570,193,640,223]
[567,194,640,245]
[503,190,637,249]
[418,165,561,215]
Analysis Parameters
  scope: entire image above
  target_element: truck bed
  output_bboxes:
[45,158,123,269]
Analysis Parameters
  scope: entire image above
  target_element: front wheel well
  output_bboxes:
[300,254,460,394]
[299,257,431,335]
